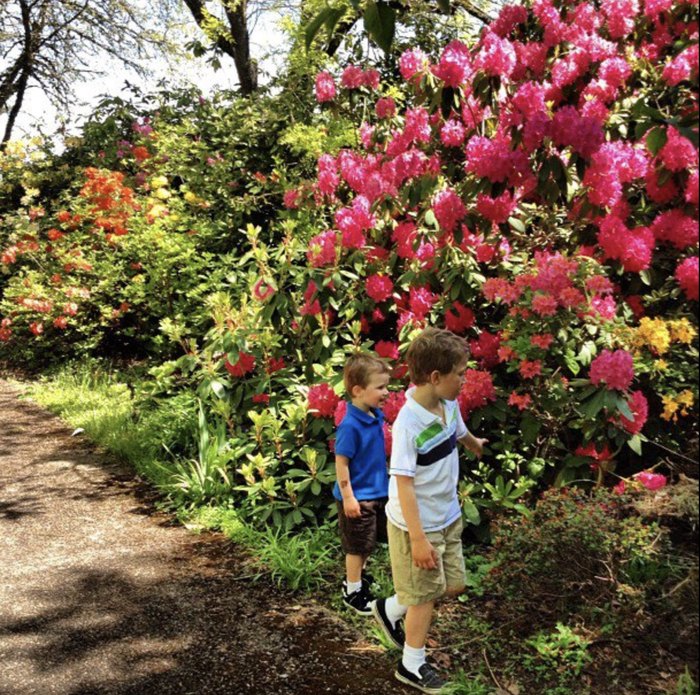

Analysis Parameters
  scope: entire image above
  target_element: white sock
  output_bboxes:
[345,579,362,594]
[402,644,426,676]
[385,594,407,627]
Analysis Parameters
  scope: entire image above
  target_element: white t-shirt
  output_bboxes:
[387,388,468,533]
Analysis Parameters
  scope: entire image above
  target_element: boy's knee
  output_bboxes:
[443,585,465,599]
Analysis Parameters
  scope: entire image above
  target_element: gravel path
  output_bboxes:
[0,380,411,695]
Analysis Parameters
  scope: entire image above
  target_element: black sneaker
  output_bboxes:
[361,569,375,592]
[342,582,373,615]
[395,661,447,694]
[371,597,405,649]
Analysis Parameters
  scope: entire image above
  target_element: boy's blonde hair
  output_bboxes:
[344,353,391,394]
[406,327,469,385]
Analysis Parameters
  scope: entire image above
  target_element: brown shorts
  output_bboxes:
[337,498,388,556]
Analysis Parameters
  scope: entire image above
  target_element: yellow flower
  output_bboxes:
[634,317,670,355]
[661,395,679,422]
[654,359,669,371]
[676,390,694,416]
[668,318,697,345]
[154,187,170,200]
[184,191,199,204]
[150,175,168,189]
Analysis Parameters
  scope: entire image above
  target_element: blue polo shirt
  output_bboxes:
[333,403,389,502]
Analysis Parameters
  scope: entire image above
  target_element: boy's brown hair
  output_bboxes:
[344,353,391,394]
[406,327,469,385]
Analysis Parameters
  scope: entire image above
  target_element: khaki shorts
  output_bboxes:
[388,516,466,606]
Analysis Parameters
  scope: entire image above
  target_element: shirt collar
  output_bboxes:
[405,387,445,426]
[347,402,384,425]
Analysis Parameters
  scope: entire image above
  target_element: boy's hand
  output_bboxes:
[343,496,362,519]
[411,537,439,570]
[468,436,489,459]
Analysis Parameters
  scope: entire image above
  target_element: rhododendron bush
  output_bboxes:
[192,0,698,527]
[1,0,698,530]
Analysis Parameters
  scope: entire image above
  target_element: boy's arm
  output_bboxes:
[458,431,488,459]
[335,454,361,518]
[396,475,438,570]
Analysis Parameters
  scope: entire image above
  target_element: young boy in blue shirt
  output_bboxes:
[334,353,392,614]
[372,328,488,693]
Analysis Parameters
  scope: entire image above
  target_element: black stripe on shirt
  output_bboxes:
[416,432,457,467]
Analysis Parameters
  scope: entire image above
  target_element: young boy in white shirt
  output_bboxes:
[372,328,487,693]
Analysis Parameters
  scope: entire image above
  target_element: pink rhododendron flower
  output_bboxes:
[590,349,635,391]
[475,32,517,78]
[224,352,256,377]
[645,166,679,204]
[635,471,667,490]
[433,188,466,232]
[613,480,626,494]
[476,191,516,224]
[618,390,649,434]
[433,40,472,87]
[409,286,438,319]
[307,230,337,267]
[375,97,396,119]
[685,170,699,206]
[491,4,529,38]
[308,383,340,418]
[392,221,418,259]
[334,400,348,426]
[383,391,407,424]
[676,256,699,301]
[399,48,429,82]
[315,71,336,103]
[658,127,699,172]
[283,188,300,209]
[440,120,466,147]
[651,210,699,249]
[662,44,699,86]
[366,274,394,303]
[340,65,365,89]
[601,0,639,39]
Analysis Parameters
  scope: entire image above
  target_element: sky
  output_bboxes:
[1,7,288,145]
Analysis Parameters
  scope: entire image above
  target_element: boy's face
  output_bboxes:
[432,359,468,402]
[352,371,391,410]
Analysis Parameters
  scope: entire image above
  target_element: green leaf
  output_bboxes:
[304,7,336,51]
[627,435,643,455]
[579,389,607,418]
[645,126,667,156]
[521,414,541,446]
[508,217,526,234]
[363,0,395,53]
[615,396,634,421]
[462,498,481,526]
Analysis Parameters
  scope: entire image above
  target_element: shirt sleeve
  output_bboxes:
[455,403,469,439]
[335,421,359,459]
[389,421,417,478]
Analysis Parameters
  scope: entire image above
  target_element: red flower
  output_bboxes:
[445,302,475,334]
[519,360,542,379]
[375,341,400,360]
[267,357,286,373]
[252,393,270,404]
[308,383,340,418]
[508,392,532,410]
[224,352,256,377]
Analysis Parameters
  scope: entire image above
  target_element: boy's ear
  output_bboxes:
[350,384,363,398]
[429,369,442,385]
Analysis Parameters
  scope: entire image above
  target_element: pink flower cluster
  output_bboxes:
[618,389,649,434]
[675,256,699,300]
[589,349,635,391]
[366,274,394,303]
[597,215,655,273]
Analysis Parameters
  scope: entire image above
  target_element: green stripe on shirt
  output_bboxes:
[415,421,444,448]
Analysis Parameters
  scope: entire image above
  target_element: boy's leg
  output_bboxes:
[404,601,434,649]
[345,553,365,586]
